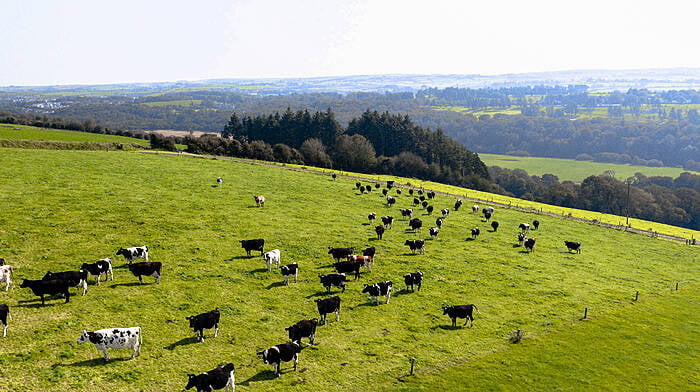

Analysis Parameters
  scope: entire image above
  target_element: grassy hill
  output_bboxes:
[0,148,697,391]
[0,123,148,145]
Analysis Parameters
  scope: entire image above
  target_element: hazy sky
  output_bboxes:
[2,0,699,86]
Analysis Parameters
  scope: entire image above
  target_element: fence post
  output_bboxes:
[635,291,639,301]
[583,307,588,319]
[409,357,416,376]
[676,282,679,291]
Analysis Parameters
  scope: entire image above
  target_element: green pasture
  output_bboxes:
[0,124,149,146]
[0,148,696,391]
[142,100,203,107]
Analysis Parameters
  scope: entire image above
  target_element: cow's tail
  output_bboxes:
[473,304,480,314]
[138,326,143,345]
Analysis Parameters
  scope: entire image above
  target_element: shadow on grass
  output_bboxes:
[465,238,475,241]
[164,336,199,350]
[67,357,130,367]
[265,281,286,290]
[432,324,464,331]
[367,237,380,242]
[401,253,421,256]
[248,268,269,274]
[392,289,416,297]
[238,369,279,385]
[14,298,66,308]
[109,282,144,288]
[305,290,335,299]
[512,244,522,248]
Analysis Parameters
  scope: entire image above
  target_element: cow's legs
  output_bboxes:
[154,272,161,284]
[103,349,110,361]
[335,308,340,322]
[64,290,70,303]
[138,276,143,284]
[293,353,298,371]
[274,363,280,377]
[214,324,219,338]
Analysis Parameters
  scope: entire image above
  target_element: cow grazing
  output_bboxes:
[0,304,9,337]
[421,201,429,208]
[77,327,142,361]
[362,281,393,305]
[315,296,341,324]
[532,220,540,230]
[485,206,495,214]
[20,279,71,305]
[364,185,372,193]
[417,189,424,196]
[241,239,265,257]
[254,195,265,207]
[43,270,88,296]
[374,183,380,189]
[409,218,422,232]
[517,232,527,246]
[116,245,149,264]
[426,205,434,215]
[355,182,362,190]
[396,189,402,195]
[0,265,12,291]
[259,341,303,377]
[186,308,220,342]
[333,260,363,280]
[427,191,436,199]
[348,255,373,272]
[362,246,376,258]
[409,189,414,195]
[472,205,479,213]
[387,180,395,189]
[519,223,531,232]
[404,271,423,292]
[442,304,479,327]
[565,241,582,253]
[381,216,394,229]
[0,258,4,265]
[400,209,413,219]
[404,239,425,254]
[217,177,223,187]
[327,246,354,262]
[489,221,498,232]
[524,238,536,252]
[263,249,281,272]
[382,189,388,196]
[81,258,113,285]
[280,263,299,285]
[435,217,444,228]
[483,211,492,222]
[386,196,396,207]
[413,198,420,206]
[368,212,377,224]
[419,195,426,201]
[332,173,337,180]
[375,225,385,240]
[185,363,235,392]
[429,227,439,239]
[286,318,318,345]
[471,227,480,240]
[441,208,450,218]
[319,274,347,293]
[128,261,162,284]
[454,199,463,211]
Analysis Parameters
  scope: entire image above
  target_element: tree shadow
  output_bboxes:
[238,370,279,386]
[164,336,199,350]
[265,281,286,290]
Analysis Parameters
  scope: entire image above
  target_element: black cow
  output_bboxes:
[404,271,423,292]
[315,295,341,324]
[400,209,413,219]
[409,189,414,195]
[332,173,337,180]
[524,238,536,252]
[81,258,113,285]
[470,227,480,240]
[0,304,9,337]
[483,211,492,221]
[116,246,149,264]
[319,273,347,293]
[436,217,444,228]
[362,281,393,305]
[374,183,380,189]
[128,261,162,284]
[186,308,220,342]
[259,342,303,377]
[532,220,540,230]
[368,212,377,224]
[421,201,428,208]
[280,263,299,285]
[285,318,318,345]
[419,195,426,201]
[364,185,372,193]
[409,218,422,232]
[429,227,439,239]
[443,304,479,327]
[355,182,362,190]
[328,247,354,262]
[387,181,394,189]
[417,189,424,196]
[454,199,463,211]
[20,279,71,305]
[490,221,499,231]
[240,239,265,257]
[381,216,394,229]
[427,191,436,199]
[43,270,88,296]
[362,246,376,258]
[426,205,434,215]
[413,198,420,206]
[517,232,527,246]
[185,363,235,392]
[396,189,402,195]
[382,189,388,196]
[565,241,581,253]
[375,225,385,239]
[404,240,425,254]
[386,196,396,207]
[333,260,363,280]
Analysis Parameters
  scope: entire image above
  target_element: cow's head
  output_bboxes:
[19,279,30,288]
[258,349,270,364]
[185,374,199,390]
[442,306,452,315]
[77,330,90,344]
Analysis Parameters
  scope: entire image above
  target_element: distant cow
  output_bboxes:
[386,196,396,206]
[472,205,479,213]
[368,212,377,224]
[519,223,530,232]
[77,327,142,361]
[396,189,402,195]
[315,295,341,324]
[382,189,388,196]
[20,279,71,305]
[186,309,220,342]
[263,249,281,272]
[362,281,393,305]
[216,177,223,187]
[441,208,450,218]
[381,216,394,229]
[413,198,420,206]
[471,227,480,240]
[404,271,423,292]
[332,173,337,180]
[241,239,265,257]
[280,263,298,285]
[43,270,88,296]
[426,205,434,215]
[400,209,413,219]
[185,363,235,392]
[0,265,12,291]
[0,304,9,337]
[259,341,303,377]
[328,246,354,261]
[81,258,113,285]
[334,260,363,280]
[485,206,495,214]
[429,227,439,239]
[417,189,424,196]
[286,318,318,345]
[409,189,414,195]
[355,182,362,190]
[404,239,425,254]
[524,238,536,252]
[442,304,479,327]
[116,245,149,264]
[490,221,499,232]
[409,218,422,232]
[532,220,540,230]
[319,274,347,293]
[374,183,380,189]
[436,217,444,228]
[375,225,385,239]
[454,199,463,211]
[565,241,581,253]
[483,211,492,221]
[364,185,372,193]
[427,191,436,199]
[517,232,527,246]
[128,261,162,284]
[421,201,428,208]
[254,195,265,207]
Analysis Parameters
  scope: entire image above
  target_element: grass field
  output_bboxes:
[0,124,149,146]
[479,153,699,182]
[142,100,203,107]
[0,148,697,391]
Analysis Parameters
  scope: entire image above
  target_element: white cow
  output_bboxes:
[77,327,142,361]
[263,249,281,272]
[0,265,12,291]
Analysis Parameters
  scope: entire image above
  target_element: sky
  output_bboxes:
[2,0,699,86]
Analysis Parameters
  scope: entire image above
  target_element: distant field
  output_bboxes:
[0,124,149,145]
[479,153,698,182]
[142,99,202,107]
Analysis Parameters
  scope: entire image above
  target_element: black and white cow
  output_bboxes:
[404,239,425,254]
[427,191,436,199]
[396,189,402,195]
[426,205,434,215]
[328,247,354,261]
[404,271,423,292]
[77,327,142,361]
[185,363,235,392]
[472,205,479,214]
[436,217,444,228]
[375,225,385,240]
[362,246,376,258]
[0,265,12,291]
[483,211,492,222]
[116,246,149,264]
[565,241,581,253]
[263,249,281,272]
[216,177,223,187]
[381,216,394,229]
[454,199,463,211]
[429,227,439,239]
[128,262,162,284]
[241,239,265,257]
[315,296,341,324]
[470,227,480,240]
[43,270,88,296]
[524,238,536,252]
[518,223,530,232]
[362,281,393,305]
[280,263,298,285]
[285,318,318,345]
[400,208,413,219]
[485,206,495,215]
[386,196,396,207]
[518,232,527,246]
[490,221,499,232]
[442,304,479,327]
[441,208,450,218]
[409,218,423,232]
[532,220,540,230]
[20,279,71,305]
[319,274,347,293]
[0,304,9,337]
[186,308,220,342]
[333,260,363,280]
[80,258,113,285]
[368,212,377,224]
[259,342,303,377]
